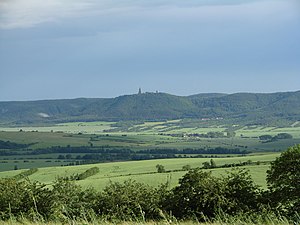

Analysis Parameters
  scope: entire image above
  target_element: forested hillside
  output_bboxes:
[0,91,300,125]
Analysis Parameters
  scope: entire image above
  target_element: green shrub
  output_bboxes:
[156,164,165,173]
[0,178,50,220]
[96,180,162,220]
[13,168,38,180]
[164,168,225,220]
[49,177,98,221]
[222,168,261,215]
[267,144,300,216]
[72,167,99,180]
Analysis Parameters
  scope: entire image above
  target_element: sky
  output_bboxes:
[0,0,300,101]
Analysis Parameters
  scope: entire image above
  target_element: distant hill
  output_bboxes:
[0,91,300,126]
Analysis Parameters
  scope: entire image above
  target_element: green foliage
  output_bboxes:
[164,168,266,220]
[182,164,191,171]
[72,167,99,180]
[156,164,165,173]
[260,133,293,142]
[259,135,273,141]
[202,161,211,169]
[267,144,300,214]
[273,133,293,140]
[49,177,98,221]
[202,159,216,169]
[96,180,162,220]
[222,168,261,215]
[0,154,299,223]
[0,179,50,220]
[13,168,38,180]
[165,168,225,220]
[0,140,30,149]
[210,159,217,168]
[1,91,300,125]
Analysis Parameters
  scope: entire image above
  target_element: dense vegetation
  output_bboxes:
[0,145,299,223]
[0,140,31,149]
[1,91,300,126]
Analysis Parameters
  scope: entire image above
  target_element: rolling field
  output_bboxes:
[0,120,299,172]
[1,120,300,151]
[0,153,279,189]
[0,120,297,188]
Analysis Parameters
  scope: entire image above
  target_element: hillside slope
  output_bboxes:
[0,91,300,125]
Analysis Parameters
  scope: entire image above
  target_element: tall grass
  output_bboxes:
[0,210,297,225]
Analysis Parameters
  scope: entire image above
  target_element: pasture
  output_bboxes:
[0,119,297,189]
[0,119,299,172]
[0,153,279,189]
[1,120,300,152]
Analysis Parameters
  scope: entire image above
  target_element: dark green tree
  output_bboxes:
[165,168,225,220]
[210,159,217,168]
[222,168,260,215]
[202,161,211,169]
[259,135,273,141]
[96,180,161,220]
[50,177,98,220]
[182,164,191,171]
[156,164,165,173]
[266,144,300,214]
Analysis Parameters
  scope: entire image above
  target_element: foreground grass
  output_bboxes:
[0,218,293,225]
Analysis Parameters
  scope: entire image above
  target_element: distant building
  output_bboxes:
[138,88,142,94]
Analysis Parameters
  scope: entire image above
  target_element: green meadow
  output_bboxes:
[0,153,279,189]
[0,119,298,189]
[1,120,300,151]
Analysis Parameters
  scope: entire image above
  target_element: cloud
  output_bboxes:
[0,0,94,29]
[0,0,290,30]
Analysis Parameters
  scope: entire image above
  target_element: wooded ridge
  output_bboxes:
[1,91,300,125]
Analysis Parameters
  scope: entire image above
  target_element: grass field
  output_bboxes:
[1,122,299,152]
[0,153,278,189]
[0,119,297,190]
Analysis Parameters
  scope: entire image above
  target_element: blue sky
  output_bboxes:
[0,0,299,101]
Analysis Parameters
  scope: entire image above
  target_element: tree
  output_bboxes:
[182,164,191,171]
[266,144,300,213]
[50,177,97,220]
[97,180,161,220]
[222,168,260,215]
[65,154,72,159]
[273,133,293,140]
[202,160,216,169]
[165,168,225,220]
[210,159,217,168]
[259,135,273,141]
[156,164,165,173]
[202,161,211,169]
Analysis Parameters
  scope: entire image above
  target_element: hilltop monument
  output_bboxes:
[138,88,142,94]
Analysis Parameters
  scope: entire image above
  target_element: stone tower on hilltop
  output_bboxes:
[138,88,142,94]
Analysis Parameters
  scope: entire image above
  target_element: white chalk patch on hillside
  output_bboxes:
[38,113,50,118]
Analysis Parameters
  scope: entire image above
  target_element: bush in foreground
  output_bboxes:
[267,144,300,216]
[96,180,163,220]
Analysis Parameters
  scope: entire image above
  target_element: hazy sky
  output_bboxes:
[0,0,299,101]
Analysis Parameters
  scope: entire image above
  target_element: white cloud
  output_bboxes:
[0,0,286,29]
[0,0,94,29]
